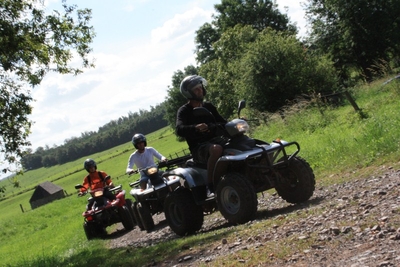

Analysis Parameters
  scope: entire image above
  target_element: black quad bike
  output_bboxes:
[128,154,191,232]
[75,178,135,240]
[162,100,316,236]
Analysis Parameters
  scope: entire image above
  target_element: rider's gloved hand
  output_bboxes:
[207,123,217,131]
[78,191,85,196]
[129,169,138,175]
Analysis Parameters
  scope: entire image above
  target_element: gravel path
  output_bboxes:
[108,165,400,266]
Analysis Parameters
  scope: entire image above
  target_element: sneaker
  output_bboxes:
[206,187,215,198]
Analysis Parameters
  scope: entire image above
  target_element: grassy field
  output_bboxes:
[0,76,399,266]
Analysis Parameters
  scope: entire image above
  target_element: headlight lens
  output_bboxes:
[236,120,249,133]
[146,167,158,175]
[94,191,103,197]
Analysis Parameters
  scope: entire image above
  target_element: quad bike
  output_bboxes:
[128,154,191,232]
[162,100,316,236]
[75,177,135,240]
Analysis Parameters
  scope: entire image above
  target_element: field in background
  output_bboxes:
[0,76,400,266]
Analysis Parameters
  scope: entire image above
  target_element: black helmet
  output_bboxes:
[84,158,97,172]
[132,133,147,149]
[180,75,207,100]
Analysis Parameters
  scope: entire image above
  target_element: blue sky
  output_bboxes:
[0,0,307,179]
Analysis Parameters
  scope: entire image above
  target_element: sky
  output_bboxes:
[1,0,308,179]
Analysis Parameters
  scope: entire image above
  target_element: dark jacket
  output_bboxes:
[176,102,227,151]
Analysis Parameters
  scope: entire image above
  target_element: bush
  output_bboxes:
[200,26,339,115]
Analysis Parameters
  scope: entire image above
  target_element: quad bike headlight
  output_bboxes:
[225,119,250,136]
[235,120,249,133]
[94,191,103,197]
[146,167,158,175]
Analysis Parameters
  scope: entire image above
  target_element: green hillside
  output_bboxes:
[0,76,399,266]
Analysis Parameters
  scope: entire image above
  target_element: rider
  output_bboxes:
[79,158,116,210]
[126,133,167,191]
[176,75,227,197]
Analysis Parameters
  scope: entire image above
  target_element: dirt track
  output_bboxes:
[108,165,400,266]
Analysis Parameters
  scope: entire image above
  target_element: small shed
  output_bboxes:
[29,181,65,209]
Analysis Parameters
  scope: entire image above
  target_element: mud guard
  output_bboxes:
[164,167,208,203]
[164,167,207,188]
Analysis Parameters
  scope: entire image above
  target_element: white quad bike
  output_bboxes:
[128,154,191,232]
[162,100,316,236]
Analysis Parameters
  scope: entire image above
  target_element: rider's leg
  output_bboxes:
[207,144,223,192]
[139,173,150,191]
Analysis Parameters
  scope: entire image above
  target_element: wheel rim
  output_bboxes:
[220,186,240,215]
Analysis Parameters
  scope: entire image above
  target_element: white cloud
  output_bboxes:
[151,6,211,44]
[276,1,308,38]
[28,3,214,150]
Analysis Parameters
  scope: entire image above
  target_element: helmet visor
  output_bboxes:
[187,77,207,92]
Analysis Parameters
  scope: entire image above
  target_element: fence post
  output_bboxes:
[343,91,360,112]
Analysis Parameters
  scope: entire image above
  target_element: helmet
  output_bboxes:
[132,133,147,149]
[180,75,207,100]
[84,158,97,172]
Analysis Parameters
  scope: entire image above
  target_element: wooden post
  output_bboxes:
[343,91,360,112]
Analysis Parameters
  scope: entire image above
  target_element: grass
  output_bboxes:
[0,76,400,266]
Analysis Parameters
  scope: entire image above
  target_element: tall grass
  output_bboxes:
[0,77,399,266]
[253,78,400,180]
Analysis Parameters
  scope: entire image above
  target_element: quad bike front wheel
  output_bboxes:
[125,199,136,225]
[275,156,315,204]
[118,205,134,231]
[132,201,144,230]
[83,221,106,240]
[216,172,258,224]
[137,202,155,232]
[164,187,204,236]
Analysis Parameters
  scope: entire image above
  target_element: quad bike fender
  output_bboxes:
[164,167,207,189]
[114,189,126,206]
[165,176,180,187]
[213,140,296,185]
[222,139,291,159]
[221,147,264,161]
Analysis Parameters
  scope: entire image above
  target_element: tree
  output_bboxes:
[304,0,400,82]
[0,0,95,174]
[195,0,296,64]
[200,26,339,114]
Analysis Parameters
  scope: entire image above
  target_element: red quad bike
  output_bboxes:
[162,100,316,236]
[75,177,135,240]
[128,154,191,232]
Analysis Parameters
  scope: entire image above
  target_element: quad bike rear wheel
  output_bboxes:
[216,172,258,224]
[164,187,204,236]
[275,156,315,204]
[137,202,155,232]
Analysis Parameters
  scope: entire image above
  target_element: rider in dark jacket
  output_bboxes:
[176,75,227,197]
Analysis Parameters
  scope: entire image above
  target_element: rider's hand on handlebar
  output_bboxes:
[78,191,85,197]
[195,123,209,133]
[129,169,139,175]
